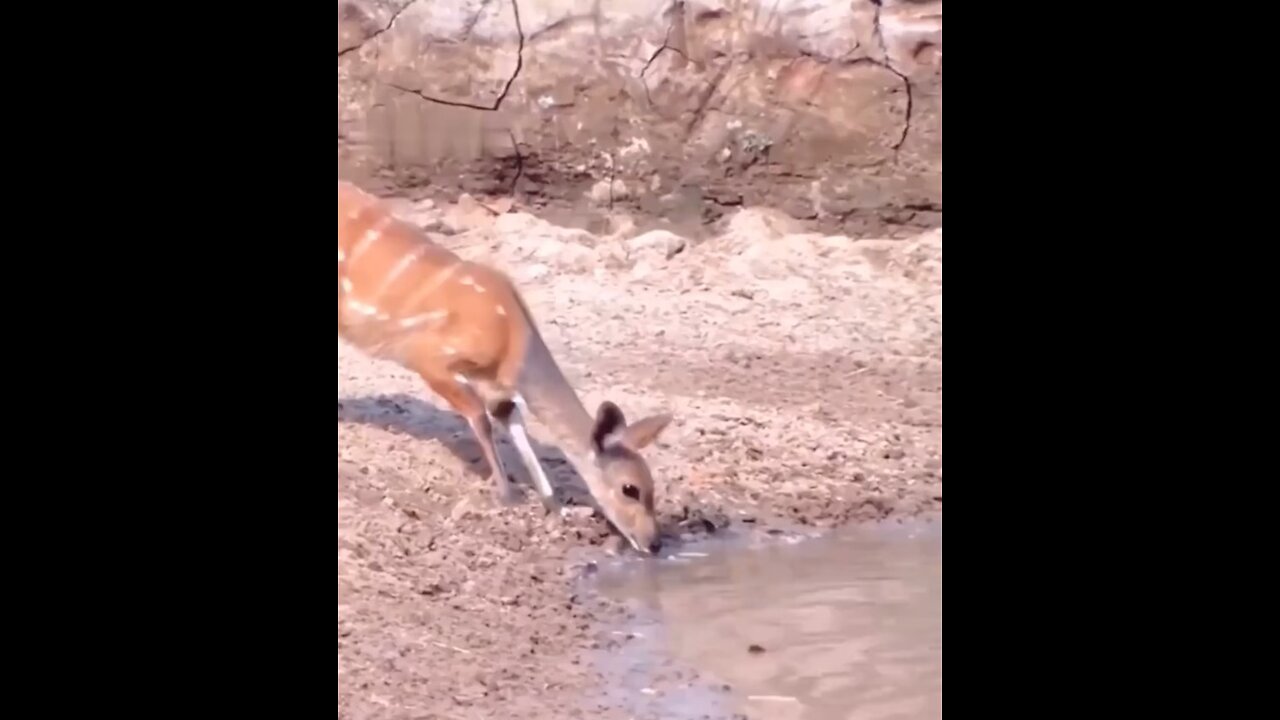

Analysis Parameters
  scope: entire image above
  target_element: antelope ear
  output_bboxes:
[618,413,673,451]
[591,401,628,452]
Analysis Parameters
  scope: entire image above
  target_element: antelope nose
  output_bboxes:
[648,539,663,555]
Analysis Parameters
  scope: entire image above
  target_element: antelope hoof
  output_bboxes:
[539,494,563,516]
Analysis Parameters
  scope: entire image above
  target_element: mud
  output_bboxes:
[337,200,941,719]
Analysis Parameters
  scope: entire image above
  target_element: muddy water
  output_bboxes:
[589,520,942,720]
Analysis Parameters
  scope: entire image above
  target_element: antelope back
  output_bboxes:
[336,180,520,376]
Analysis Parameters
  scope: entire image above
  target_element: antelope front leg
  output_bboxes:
[490,399,562,514]
[423,376,520,507]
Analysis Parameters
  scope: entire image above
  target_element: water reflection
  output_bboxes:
[594,520,941,720]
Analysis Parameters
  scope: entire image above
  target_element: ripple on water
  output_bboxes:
[587,518,942,720]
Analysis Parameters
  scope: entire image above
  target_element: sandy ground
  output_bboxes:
[337,197,942,719]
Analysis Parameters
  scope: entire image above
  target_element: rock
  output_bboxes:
[587,180,629,207]
[443,194,497,234]
[587,181,613,207]
[485,212,603,273]
[605,213,638,240]
[560,506,596,522]
[595,240,631,270]
[482,196,514,216]
[450,497,475,522]
[732,207,806,238]
[391,198,441,230]
[514,262,549,282]
[626,230,687,263]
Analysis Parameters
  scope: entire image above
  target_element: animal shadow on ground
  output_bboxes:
[337,393,585,501]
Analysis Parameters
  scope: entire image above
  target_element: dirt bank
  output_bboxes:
[337,199,942,719]
[337,0,943,239]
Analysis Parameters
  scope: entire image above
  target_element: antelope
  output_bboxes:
[337,180,673,555]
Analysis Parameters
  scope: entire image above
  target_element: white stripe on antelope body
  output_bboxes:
[337,180,674,555]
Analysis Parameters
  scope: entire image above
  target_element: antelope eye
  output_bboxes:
[621,484,641,500]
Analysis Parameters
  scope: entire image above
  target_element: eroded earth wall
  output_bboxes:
[338,0,942,237]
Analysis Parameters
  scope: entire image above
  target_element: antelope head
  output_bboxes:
[586,401,674,556]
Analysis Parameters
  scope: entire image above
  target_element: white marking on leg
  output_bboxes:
[338,248,346,262]
[506,406,556,500]
[454,373,469,385]
[340,277,353,293]
[496,305,506,316]
[459,276,475,287]
[442,346,457,356]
